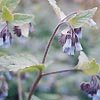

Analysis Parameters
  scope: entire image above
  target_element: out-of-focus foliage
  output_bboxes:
[0,53,45,72]
[10,13,33,26]
[0,0,20,11]
[2,6,13,21]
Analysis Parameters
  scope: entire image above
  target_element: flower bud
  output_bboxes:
[88,19,96,27]
[75,42,83,51]
[74,27,82,38]
[0,38,3,46]
[93,94,100,100]
[96,90,100,97]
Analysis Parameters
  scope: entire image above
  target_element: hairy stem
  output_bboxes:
[28,70,42,100]
[42,68,79,76]
[42,22,64,64]
[17,73,23,100]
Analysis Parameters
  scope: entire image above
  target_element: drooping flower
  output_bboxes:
[63,34,71,49]
[75,42,83,51]
[58,33,67,46]
[58,27,83,55]
[13,26,22,37]
[80,75,100,100]
[74,27,82,38]
[93,90,100,100]
[0,26,12,47]
[0,38,3,46]
[18,35,27,44]
[67,46,75,55]
[96,90,100,97]
[88,19,96,27]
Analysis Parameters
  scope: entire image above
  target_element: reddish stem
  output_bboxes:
[28,70,42,100]
[42,22,64,64]
[42,68,78,76]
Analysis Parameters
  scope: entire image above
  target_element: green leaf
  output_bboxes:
[79,60,99,76]
[69,7,97,28]
[0,0,8,9]
[19,64,45,74]
[6,0,20,11]
[11,13,33,26]
[0,53,42,72]
[0,0,20,11]
[76,51,99,76]
[2,6,13,21]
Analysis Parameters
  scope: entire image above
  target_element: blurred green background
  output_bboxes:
[1,0,100,100]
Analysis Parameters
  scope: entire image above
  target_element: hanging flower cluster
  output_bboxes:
[80,75,100,100]
[0,23,33,47]
[58,27,83,55]
[0,26,12,47]
[13,26,22,37]
[58,17,96,56]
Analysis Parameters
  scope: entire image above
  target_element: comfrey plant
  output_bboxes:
[0,0,99,100]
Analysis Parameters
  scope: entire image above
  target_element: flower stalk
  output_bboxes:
[28,12,78,100]
[28,70,42,100]
[17,73,23,100]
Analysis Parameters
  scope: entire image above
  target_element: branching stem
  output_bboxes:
[28,12,77,100]
[42,68,79,76]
